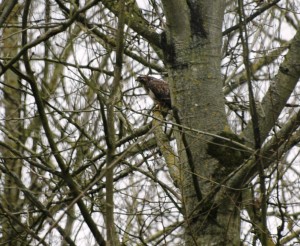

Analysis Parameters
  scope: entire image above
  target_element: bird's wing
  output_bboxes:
[147,78,171,108]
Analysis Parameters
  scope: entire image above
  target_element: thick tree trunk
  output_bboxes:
[162,1,241,245]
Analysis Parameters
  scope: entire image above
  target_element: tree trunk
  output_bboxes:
[1,2,23,245]
[162,1,240,245]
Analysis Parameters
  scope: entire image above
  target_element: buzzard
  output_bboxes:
[136,75,172,109]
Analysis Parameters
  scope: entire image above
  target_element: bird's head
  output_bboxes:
[136,75,152,86]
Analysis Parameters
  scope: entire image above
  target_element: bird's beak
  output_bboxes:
[136,76,144,82]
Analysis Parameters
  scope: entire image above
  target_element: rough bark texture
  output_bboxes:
[161,1,240,245]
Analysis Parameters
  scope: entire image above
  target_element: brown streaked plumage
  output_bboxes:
[136,75,172,109]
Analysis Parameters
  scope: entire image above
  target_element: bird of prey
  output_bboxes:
[136,75,172,109]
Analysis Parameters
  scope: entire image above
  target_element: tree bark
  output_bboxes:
[0,3,23,245]
[161,1,240,245]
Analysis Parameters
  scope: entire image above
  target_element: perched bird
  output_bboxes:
[136,75,172,109]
